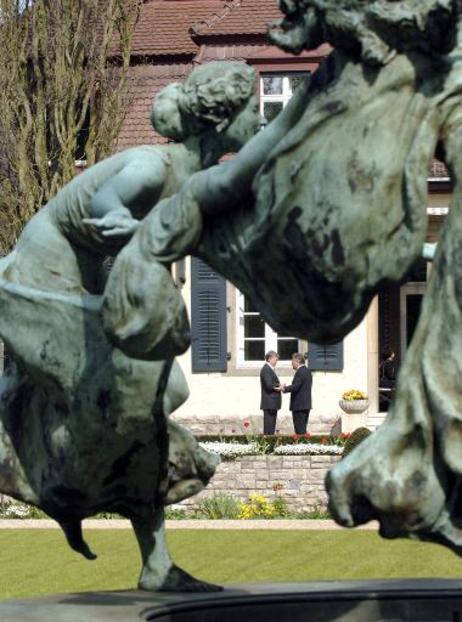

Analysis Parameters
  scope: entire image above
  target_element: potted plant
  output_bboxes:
[339,389,368,414]
[339,389,369,433]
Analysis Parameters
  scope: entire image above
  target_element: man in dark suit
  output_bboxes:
[283,353,312,434]
[260,350,281,435]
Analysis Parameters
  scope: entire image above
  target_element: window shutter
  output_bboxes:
[191,257,227,373]
[308,342,344,371]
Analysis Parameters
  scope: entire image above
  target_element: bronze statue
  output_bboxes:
[2,0,462,594]
[0,61,263,592]
[106,0,462,559]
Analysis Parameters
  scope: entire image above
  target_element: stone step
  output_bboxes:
[366,412,388,431]
[171,413,339,436]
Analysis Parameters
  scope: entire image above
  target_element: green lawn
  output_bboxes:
[0,529,461,600]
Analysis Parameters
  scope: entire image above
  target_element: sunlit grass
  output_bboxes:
[0,529,461,600]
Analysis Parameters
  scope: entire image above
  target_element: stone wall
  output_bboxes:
[171,412,340,436]
[178,454,341,513]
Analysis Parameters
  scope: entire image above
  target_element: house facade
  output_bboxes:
[116,0,450,435]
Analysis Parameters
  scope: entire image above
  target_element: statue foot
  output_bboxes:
[326,418,446,539]
[139,564,223,593]
[59,518,97,560]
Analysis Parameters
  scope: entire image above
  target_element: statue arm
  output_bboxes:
[84,154,167,238]
[192,76,310,215]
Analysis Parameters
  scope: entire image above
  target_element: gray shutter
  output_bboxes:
[308,342,344,371]
[191,257,227,373]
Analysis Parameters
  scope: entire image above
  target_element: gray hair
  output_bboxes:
[265,350,279,362]
[151,61,257,140]
[270,0,459,65]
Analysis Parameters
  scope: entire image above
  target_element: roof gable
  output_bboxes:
[192,0,282,38]
[132,0,227,56]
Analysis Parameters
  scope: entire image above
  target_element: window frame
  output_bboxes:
[235,290,300,368]
[260,72,310,122]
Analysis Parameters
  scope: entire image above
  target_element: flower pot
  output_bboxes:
[338,399,369,414]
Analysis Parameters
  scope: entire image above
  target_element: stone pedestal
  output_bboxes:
[341,412,368,434]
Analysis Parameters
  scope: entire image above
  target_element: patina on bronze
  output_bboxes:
[2,0,462,598]
[0,61,264,592]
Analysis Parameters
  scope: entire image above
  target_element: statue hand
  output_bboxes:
[83,211,140,238]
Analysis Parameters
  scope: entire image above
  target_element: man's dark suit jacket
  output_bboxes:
[284,365,312,411]
[260,363,282,410]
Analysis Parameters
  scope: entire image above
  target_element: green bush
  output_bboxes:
[197,495,241,520]
[342,427,372,459]
[0,502,48,519]
[165,507,190,520]
[297,507,331,519]
[272,496,291,518]
[238,494,275,519]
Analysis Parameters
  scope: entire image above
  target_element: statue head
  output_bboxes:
[151,61,259,149]
[269,0,460,65]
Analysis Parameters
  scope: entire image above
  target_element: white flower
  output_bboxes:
[199,441,258,457]
[3,503,31,518]
[274,443,343,455]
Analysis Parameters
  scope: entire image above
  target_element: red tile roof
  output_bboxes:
[131,0,227,56]
[116,62,193,149]
[192,0,283,37]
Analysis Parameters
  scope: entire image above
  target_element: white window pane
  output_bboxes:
[263,75,283,95]
[263,101,283,123]
[289,74,309,93]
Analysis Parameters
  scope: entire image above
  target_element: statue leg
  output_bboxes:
[131,508,222,592]
[327,195,462,551]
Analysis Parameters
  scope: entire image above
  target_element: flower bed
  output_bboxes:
[198,433,348,458]
[199,441,258,458]
[274,443,343,456]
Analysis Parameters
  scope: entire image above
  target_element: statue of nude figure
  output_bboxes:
[0,61,266,592]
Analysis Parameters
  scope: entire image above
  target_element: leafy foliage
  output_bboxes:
[197,495,241,520]
[342,427,372,459]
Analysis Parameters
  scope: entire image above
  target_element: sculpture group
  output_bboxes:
[1,0,462,592]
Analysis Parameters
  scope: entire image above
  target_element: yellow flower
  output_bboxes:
[342,389,367,401]
[238,494,276,519]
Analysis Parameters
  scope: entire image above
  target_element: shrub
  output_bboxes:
[238,494,276,519]
[297,507,331,519]
[198,494,241,520]
[165,507,190,520]
[272,496,291,518]
[0,502,47,519]
[342,426,372,459]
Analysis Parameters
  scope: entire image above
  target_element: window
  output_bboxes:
[260,73,309,123]
[236,291,299,365]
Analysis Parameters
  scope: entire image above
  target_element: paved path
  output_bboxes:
[0,519,379,530]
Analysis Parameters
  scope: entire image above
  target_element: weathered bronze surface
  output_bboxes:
[0,61,262,592]
[2,0,462,595]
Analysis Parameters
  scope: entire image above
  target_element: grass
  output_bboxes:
[0,529,461,600]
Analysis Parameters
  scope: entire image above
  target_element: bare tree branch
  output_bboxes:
[0,0,142,253]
